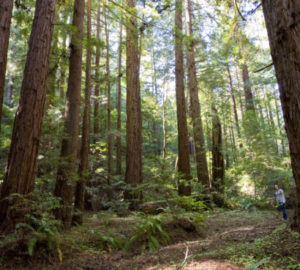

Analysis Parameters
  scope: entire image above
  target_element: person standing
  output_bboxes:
[275,184,288,221]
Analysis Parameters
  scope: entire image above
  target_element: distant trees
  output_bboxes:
[262,0,300,229]
[0,0,56,231]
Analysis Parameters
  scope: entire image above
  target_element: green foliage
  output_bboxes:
[244,257,270,270]
[239,197,271,211]
[124,214,170,252]
[172,195,207,212]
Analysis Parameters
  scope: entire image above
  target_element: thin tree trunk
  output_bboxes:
[59,36,67,99]
[74,0,92,225]
[54,0,84,229]
[175,0,191,196]
[104,4,112,182]
[185,0,209,192]
[212,103,224,207]
[0,0,56,231]
[116,18,123,175]
[124,0,142,210]
[0,0,13,130]
[162,82,167,168]
[262,0,300,229]
[226,63,240,137]
[223,124,230,169]
[94,7,101,142]
[230,124,237,163]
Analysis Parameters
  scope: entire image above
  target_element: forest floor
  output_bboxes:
[1,209,300,270]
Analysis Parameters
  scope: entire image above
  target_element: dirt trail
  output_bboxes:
[53,210,281,270]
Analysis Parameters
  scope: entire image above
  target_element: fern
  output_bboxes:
[124,214,170,252]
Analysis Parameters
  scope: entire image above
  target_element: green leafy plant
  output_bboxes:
[244,257,270,270]
[124,214,170,252]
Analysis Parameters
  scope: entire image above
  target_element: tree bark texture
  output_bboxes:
[0,0,56,230]
[185,0,209,190]
[94,7,101,142]
[241,62,255,112]
[212,104,225,207]
[262,0,300,228]
[0,0,13,130]
[74,0,92,225]
[226,63,240,137]
[54,0,84,229]
[116,19,123,175]
[175,0,191,196]
[124,0,142,209]
[104,5,112,182]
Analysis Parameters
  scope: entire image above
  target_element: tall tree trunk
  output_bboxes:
[241,61,255,112]
[0,0,56,231]
[116,18,123,175]
[162,80,167,168]
[175,0,191,196]
[212,103,224,207]
[0,0,13,130]
[226,63,240,137]
[59,36,67,99]
[74,0,92,225]
[54,0,84,229]
[104,4,112,182]
[124,0,142,209]
[94,7,101,142]
[185,0,209,192]
[223,124,230,169]
[262,0,300,229]
[46,34,59,105]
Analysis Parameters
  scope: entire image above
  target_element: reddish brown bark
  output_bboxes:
[185,0,209,191]
[104,5,112,182]
[226,63,240,137]
[124,0,142,209]
[212,103,224,207]
[242,62,255,112]
[74,0,92,225]
[175,0,191,196]
[0,0,56,231]
[0,0,13,130]
[262,0,300,229]
[54,0,84,229]
[94,7,101,141]
[116,19,123,175]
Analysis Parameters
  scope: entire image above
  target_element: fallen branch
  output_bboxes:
[176,243,190,270]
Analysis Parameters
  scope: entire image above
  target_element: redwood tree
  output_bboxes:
[0,0,56,231]
[124,0,142,209]
[74,0,92,225]
[175,0,191,195]
[185,0,209,191]
[116,18,123,175]
[262,0,300,228]
[54,0,85,229]
[0,0,14,130]
[212,103,224,207]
